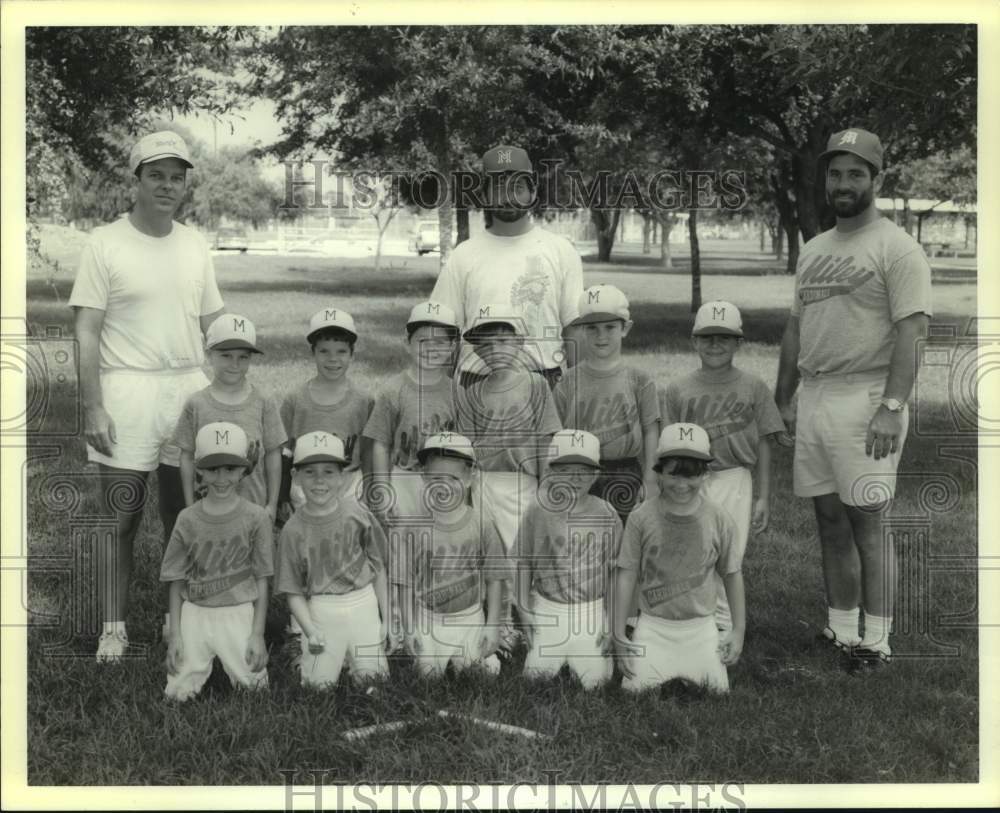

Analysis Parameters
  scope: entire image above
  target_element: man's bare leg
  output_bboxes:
[813,493,862,647]
[846,501,894,655]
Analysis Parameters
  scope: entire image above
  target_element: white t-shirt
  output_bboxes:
[791,217,933,377]
[430,225,583,372]
[69,216,224,372]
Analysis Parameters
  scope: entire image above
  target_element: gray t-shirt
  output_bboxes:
[362,371,457,471]
[791,217,933,376]
[661,367,785,471]
[173,385,288,507]
[280,380,373,472]
[553,364,659,461]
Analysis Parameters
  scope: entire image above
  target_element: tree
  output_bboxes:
[704,24,976,242]
[187,145,283,230]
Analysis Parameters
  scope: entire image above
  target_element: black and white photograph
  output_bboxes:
[2,1,997,809]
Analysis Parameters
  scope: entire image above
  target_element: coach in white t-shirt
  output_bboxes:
[69,131,225,663]
[431,145,584,388]
[774,128,932,673]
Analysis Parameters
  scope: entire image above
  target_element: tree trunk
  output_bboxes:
[455,205,470,245]
[688,208,701,312]
[658,212,675,270]
[784,221,800,275]
[438,186,453,272]
[759,220,766,253]
[903,197,913,236]
[591,207,621,262]
[791,141,825,242]
[641,211,652,254]
[774,227,784,261]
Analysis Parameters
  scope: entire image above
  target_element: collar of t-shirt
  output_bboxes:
[828,216,886,243]
[691,366,741,386]
[482,224,539,244]
[194,499,246,524]
[124,213,178,244]
[580,361,625,379]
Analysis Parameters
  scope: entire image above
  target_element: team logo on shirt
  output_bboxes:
[797,253,875,306]
[510,263,550,309]
[679,392,754,440]
[576,393,639,446]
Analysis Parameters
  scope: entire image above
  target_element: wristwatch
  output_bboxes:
[880,397,905,412]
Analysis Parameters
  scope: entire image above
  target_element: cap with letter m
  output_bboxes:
[407,300,460,330]
[205,313,263,353]
[417,432,476,465]
[195,422,250,469]
[307,306,357,343]
[548,429,601,468]
[654,422,713,466]
[292,431,347,467]
[819,128,884,173]
[129,130,194,175]
[569,284,631,327]
[692,300,743,337]
[462,303,527,341]
[482,144,532,175]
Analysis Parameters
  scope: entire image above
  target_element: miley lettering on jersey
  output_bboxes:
[796,253,875,306]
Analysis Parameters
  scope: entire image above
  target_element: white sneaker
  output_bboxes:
[96,631,129,663]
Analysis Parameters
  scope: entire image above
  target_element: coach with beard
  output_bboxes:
[775,128,932,673]
[431,145,584,388]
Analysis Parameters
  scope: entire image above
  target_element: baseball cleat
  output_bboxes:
[816,626,860,652]
[96,631,129,664]
[842,646,892,676]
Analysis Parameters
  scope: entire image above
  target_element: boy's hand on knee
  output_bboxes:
[245,632,268,673]
[479,626,500,659]
[307,632,326,654]
[719,628,744,665]
[612,634,641,679]
[165,635,183,675]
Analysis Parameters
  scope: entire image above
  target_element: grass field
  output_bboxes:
[23,237,979,785]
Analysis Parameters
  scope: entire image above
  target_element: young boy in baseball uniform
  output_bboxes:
[516,429,622,688]
[661,301,784,633]
[173,313,287,520]
[554,284,660,526]
[613,423,744,693]
[391,433,510,676]
[275,431,391,688]
[362,301,460,525]
[454,305,562,639]
[160,422,272,701]
[279,307,374,517]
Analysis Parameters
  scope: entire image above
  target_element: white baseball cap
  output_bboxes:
[569,284,630,327]
[462,303,526,340]
[129,130,194,175]
[416,432,476,465]
[548,429,601,468]
[654,422,713,466]
[205,313,263,353]
[293,431,347,467]
[407,301,459,330]
[195,422,250,469]
[308,306,357,343]
[692,300,743,337]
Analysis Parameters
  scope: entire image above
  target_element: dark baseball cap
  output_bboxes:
[819,128,884,173]
[482,145,532,174]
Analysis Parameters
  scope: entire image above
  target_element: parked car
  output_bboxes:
[214,227,249,253]
[411,221,440,255]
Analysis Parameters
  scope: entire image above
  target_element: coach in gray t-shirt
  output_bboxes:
[775,127,932,672]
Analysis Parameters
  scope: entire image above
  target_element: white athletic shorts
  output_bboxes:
[298,584,388,688]
[412,601,501,677]
[704,467,752,631]
[164,601,268,702]
[88,367,209,471]
[623,613,729,694]
[523,591,611,689]
[473,471,538,553]
[794,370,908,507]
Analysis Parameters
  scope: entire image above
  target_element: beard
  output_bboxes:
[827,185,874,218]
[489,206,529,223]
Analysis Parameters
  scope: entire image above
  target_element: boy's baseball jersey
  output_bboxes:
[68,216,223,372]
[616,498,740,621]
[173,385,287,506]
[390,504,510,614]
[791,217,933,376]
[661,367,784,471]
[455,371,562,477]
[517,494,622,604]
[274,500,387,596]
[553,364,659,461]
[362,371,457,471]
[280,381,373,472]
[159,498,274,606]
